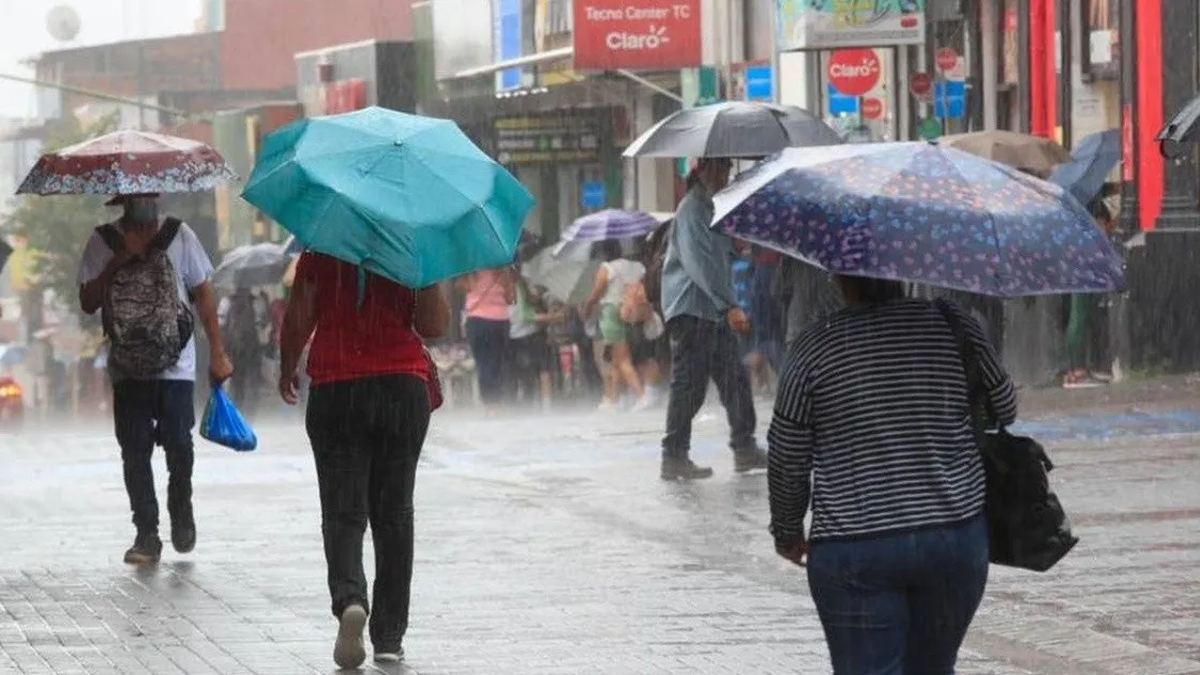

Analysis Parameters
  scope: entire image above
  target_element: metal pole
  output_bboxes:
[770,0,782,104]
[980,0,999,130]
[0,72,192,119]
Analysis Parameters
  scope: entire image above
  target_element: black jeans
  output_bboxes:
[465,317,509,405]
[662,316,757,458]
[112,379,196,534]
[307,374,431,650]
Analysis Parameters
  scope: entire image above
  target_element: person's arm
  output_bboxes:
[961,308,1017,427]
[176,225,231,382]
[279,276,317,403]
[583,264,610,316]
[414,284,450,339]
[675,200,738,312]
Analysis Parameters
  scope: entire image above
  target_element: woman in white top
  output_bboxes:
[583,240,648,411]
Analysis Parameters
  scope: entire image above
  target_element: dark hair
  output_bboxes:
[593,239,623,262]
[1086,196,1112,222]
[835,275,907,304]
[685,158,732,190]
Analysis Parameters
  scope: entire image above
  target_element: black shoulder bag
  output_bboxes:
[936,300,1079,572]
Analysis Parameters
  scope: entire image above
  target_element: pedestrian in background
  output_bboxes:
[659,158,768,480]
[457,267,513,417]
[279,251,449,669]
[770,274,1017,674]
[583,239,648,411]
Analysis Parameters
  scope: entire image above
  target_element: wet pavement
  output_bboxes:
[2,401,1200,674]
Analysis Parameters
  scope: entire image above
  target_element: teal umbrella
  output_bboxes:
[241,107,535,288]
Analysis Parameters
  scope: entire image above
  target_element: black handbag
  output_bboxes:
[937,301,1079,572]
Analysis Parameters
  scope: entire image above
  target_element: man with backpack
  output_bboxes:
[78,194,233,565]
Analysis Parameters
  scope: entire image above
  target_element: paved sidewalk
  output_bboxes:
[2,403,1200,674]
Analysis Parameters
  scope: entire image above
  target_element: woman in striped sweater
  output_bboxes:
[768,274,1017,675]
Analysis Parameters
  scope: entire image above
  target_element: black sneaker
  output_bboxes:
[124,532,163,565]
[661,457,715,481]
[171,518,196,554]
[734,447,769,473]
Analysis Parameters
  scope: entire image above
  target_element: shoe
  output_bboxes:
[171,517,196,554]
[660,457,714,481]
[333,604,368,670]
[374,648,404,663]
[123,532,163,565]
[734,447,769,473]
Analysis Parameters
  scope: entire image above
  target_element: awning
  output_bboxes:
[451,47,682,104]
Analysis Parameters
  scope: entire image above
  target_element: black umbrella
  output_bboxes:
[1157,94,1200,157]
[0,239,11,274]
[622,101,842,159]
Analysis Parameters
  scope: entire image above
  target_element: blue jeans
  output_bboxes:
[112,379,196,534]
[807,515,989,675]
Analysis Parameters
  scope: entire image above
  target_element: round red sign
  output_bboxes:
[909,72,933,98]
[936,47,959,72]
[827,49,881,97]
[861,98,884,120]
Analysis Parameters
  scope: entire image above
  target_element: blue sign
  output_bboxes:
[745,65,772,102]
[495,0,521,92]
[933,80,966,119]
[581,181,606,209]
[827,83,859,116]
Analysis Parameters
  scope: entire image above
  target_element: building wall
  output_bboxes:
[221,0,414,91]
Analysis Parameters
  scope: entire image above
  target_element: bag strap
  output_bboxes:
[934,299,998,443]
[96,224,124,253]
[151,217,183,252]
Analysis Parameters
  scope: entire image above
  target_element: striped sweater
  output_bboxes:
[767,299,1017,544]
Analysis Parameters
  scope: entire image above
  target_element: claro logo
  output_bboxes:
[606,25,670,50]
[828,59,879,79]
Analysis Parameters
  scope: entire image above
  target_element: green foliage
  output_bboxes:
[3,114,119,314]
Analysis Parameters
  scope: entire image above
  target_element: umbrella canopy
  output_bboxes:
[712,143,1125,297]
[1049,129,1120,207]
[17,130,238,196]
[213,242,290,289]
[241,106,535,288]
[522,241,597,305]
[939,130,1072,176]
[623,101,842,159]
[1158,93,1200,155]
[560,209,660,245]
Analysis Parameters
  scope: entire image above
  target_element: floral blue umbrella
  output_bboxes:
[242,107,534,288]
[712,142,1125,297]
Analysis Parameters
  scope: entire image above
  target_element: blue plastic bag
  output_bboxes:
[200,384,258,452]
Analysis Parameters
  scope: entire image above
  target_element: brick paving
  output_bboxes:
[1,401,1200,674]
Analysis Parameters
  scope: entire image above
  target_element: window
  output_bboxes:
[1080,0,1119,81]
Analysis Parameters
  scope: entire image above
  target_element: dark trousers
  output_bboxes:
[661,316,757,457]
[307,374,431,650]
[807,515,989,675]
[229,355,261,422]
[112,379,196,534]
[465,317,509,405]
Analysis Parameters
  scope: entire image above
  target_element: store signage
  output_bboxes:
[745,64,773,101]
[933,81,966,119]
[936,47,958,72]
[581,181,606,208]
[827,49,880,97]
[827,83,859,116]
[861,97,883,120]
[572,0,701,70]
[496,0,522,91]
[494,111,606,165]
[909,72,932,99]
[778,0,926,51]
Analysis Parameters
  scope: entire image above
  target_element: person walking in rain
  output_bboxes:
[77,194,232,565]
[278,251,449,669]
[659,158,768,480]
[769,274,1017,674]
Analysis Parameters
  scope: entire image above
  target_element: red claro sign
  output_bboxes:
[827,49,881,97]
[573,0,702,70]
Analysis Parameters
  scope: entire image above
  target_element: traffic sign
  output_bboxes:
[581,181,606,209]
[827,49,881,97]
[910,72,933,99]
[917,117,942,141]
[936,47,959,72]
[861,98,884,120]
[933,81,966,119]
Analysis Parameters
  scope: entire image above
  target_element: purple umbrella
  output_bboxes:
[560,209,661,244]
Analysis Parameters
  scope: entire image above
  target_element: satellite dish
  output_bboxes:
[46,5,82,43]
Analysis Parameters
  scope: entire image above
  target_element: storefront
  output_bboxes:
[294,40,419,117]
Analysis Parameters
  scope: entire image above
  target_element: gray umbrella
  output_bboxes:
[214,242,290,289]
[522,241,598,306]
[623,101,843,159]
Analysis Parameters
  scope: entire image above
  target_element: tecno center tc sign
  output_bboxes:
[573,0,702,70]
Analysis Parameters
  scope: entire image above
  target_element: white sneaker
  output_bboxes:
[631,390,658,412]
[374,650,403,663]
[597,399,620,412]
[333,604,367,670]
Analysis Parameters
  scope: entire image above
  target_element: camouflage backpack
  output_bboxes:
[97,218,194,378]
